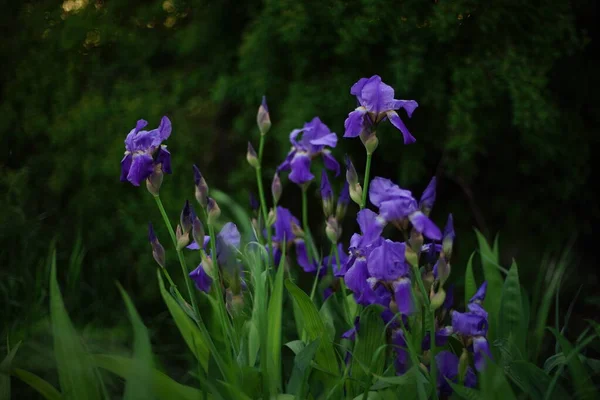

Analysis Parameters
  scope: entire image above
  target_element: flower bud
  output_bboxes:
[201,251,214,277]
[345,155,359,187]
[193,165,209,209]
[349,183,363,207]
[336,182,350,221]
[435,258,451,286]
[257,96,271,136]
[325,217,341,243]
[442,214,455,260]
[180,200,193,234]
[320,170,334,217]
[291,221,304,239]
[192,215,205,246]
[266,207,277,227]
[458,348,469,384]
[249,192,259,212]
[148,223,165,268]
[207,197,221,225]
[408,228,423,253]
[429,288,446,311]
[271,172,282,205]
[246,142,260,169]
[360,132,379,155]
[146,164,163,196]
[176,224,190,250]
[226,289,245,316]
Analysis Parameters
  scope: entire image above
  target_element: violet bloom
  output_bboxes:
[189,264,213,292]
[322,243,349,277]
[121,116,172,186]
[451,281,492,371]
[277,117,340,185]
[270,206,316,274]
[369,177,442,240]
[320,170,334,217]
[419,176,437,216]
[344,75,418,144]
[435,351,477,396]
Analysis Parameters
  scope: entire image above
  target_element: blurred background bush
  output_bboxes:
[1,0,598,394]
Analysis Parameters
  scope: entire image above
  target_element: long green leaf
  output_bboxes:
[50,252,101,400]
[448,381,482,400]
[285,280,338,376]
[507,361,568,400]
[117,283,155,400]
[211,189,253,237]
[480,358,517,400]
[546,328,596,400]
[93,355,204,400]
[157,270,209,372]
[0,341,21,400]
[12,368,62,400]
[349,305,385,397]
[498,260,524,352]
[464,252,477,306]
[474,229,503,342]
[286,338,321,397]
[266,252,286,394]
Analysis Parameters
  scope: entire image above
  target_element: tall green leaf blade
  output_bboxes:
[507,361,568,400]
[464,252,477,307]
[50,253,102,400]
[448,381,483,400]
[0,341,21,400]
[286,338,321,397]
[266,254,286,393]
[480,358,517,400]
[93,355,205,400]
[285,280,338,376]
[349,305,386,397]
[474,229,503,341]
[498,260,524,352]
[117,284,155,400]
[12,368,62,400]
[157,271,209,372]
[547,329,595,400]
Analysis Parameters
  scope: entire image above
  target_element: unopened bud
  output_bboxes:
[180,200,193,234]
[257,96,271,136]
[148,223,165,268]
[266,208,277,227]
[429,288,446,311]
[320,170,333,217]
[442,214,455,260]
[193,165,209,208]
[246,142,260,169]
[435,258,451,286]
[176,224,190,250]
[192,216,205,246]
[408,229,424,253]
[146,164,163,196]
[458,348,469,384]
[226,289,245,316]
[345,155,359,187]
[272,172,282,205]
[361,132,379,155]
[349,183,363,206]
[291,221,304,239]
[200,251,214,277]
[207,197,221,225]
[336,182,350,221]
[325,217,341,243]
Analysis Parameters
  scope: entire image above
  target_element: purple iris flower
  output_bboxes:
[391,329,409,375]
[451,281,492,371]
[421,326,453,350]
[323,243,349,277]
[435,351,477,396]
[189,264,213,292]
[269,206,317,274]
[419,176,437,215]
[369,177,442,240]
[277,117,340,185]
[120,116,172,186]
[344,75,418,144]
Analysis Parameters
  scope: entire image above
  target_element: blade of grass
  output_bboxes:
[0,341,21,400]
[12,369,62,400]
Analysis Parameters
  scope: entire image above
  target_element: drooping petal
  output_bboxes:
[189,264,213,292]
[273,206,298,243]
[158,116,172,140]
[343,108,367,138]
[367,240,408,281]
[469,281,488,304]
[409,211,442,240]
[120,153,133,182]
[186,236,211,250]
[387,111,416,144]
[393,277,414,314]
[344,257,368,295]
[321,150,340,177]
[277,149,296,172]
[156,146,172,174]
[127,153,154,186]
[443,284,455,310]
[289,153,314,184]
[341,317,360,340]
[473,336,492,371]
[289,129,305,149]
[391,100,419,118]
[310,132,338,147]
[451,311,488,336]
[378,198,417,222]
[391,329,409,375]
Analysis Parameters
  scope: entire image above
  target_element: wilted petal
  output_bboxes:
[156,146,172,174]
[368,240,408,281]
[127,153,154,186]
[393,277,414,314]
[322,150,340,177]
[343,108,367,138]
[189,264,212,292]
[289,153,314,184]
[120,153,133,182]
[409,211,442,240]
[452,311,488,336]
[391,100,419,118]
[473,336,492,371]
[387,111,416,144]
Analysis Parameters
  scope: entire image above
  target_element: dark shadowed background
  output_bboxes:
[1,0,598,394]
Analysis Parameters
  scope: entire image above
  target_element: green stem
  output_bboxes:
[310,247,332,302]
[360,153,373,209]
[333,244,353,326]
[153,195,199,318]
[301,188,313,264]
[256,135,275,278]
